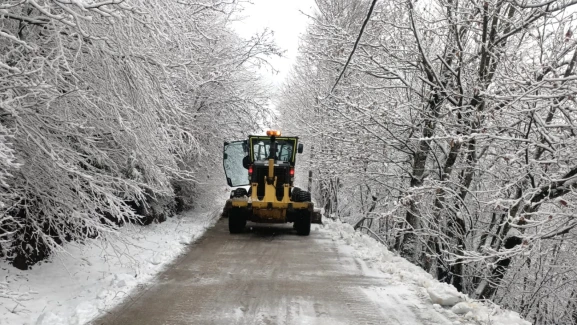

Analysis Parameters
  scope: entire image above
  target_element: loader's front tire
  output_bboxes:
[228,208,246,234]
[295,212,311,236]
[294,190,311,202]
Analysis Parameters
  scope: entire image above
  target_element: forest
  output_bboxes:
[2,0,577,324]
[279,0,577,324]
[0,0,280,269]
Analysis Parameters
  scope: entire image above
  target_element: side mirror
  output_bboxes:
[223,153,228,159]
[298,143,304,154]
[226,177,232,187]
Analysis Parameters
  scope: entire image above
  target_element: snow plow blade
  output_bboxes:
[312,208,323,224]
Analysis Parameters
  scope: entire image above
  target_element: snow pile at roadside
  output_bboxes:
[321,219,530,325]
[0,209,219,325]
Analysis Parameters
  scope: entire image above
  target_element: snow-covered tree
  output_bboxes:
[0,0,280,269]
[279,0,577,323]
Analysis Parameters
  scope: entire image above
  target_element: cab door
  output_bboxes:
[223,140,249,187]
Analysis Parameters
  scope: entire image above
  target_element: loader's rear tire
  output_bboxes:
[228,208,246,234]
[295,212,311,236]
[294,190,311,202]
[291,187,301,200]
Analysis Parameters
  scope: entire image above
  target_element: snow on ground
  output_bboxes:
[320,219,530,325]
[0,197,529,325]
[0,208,220,325]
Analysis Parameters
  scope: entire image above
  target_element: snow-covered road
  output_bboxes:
[93,219,526,325]
[1,210,529,325]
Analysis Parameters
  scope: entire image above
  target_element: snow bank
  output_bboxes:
[0,209,219,325]
[322,219,530,325]
[427,283,463,306]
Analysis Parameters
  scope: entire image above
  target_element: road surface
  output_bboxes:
[93,219,454,325]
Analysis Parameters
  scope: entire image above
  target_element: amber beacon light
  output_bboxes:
[266,130,281,136]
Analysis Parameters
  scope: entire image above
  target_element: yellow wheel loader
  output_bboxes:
[222,130,322,235]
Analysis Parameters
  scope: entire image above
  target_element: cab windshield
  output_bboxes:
[252,139,294,162]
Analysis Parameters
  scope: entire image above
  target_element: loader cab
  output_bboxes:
[247,134,302,200]
[250,137,298,165]
[223,132,304,199]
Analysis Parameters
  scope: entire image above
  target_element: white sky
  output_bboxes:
[232,0,318,86]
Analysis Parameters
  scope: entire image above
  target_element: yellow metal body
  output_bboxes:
[230,159,311,223]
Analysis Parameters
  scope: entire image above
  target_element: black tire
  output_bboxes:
[295,212,311,236]
[294,190,311,202]
[228,208,246,234]
[232,188,248,198]
[291,187,301,200]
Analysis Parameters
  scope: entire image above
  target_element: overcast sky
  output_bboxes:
[232,0,318,86]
